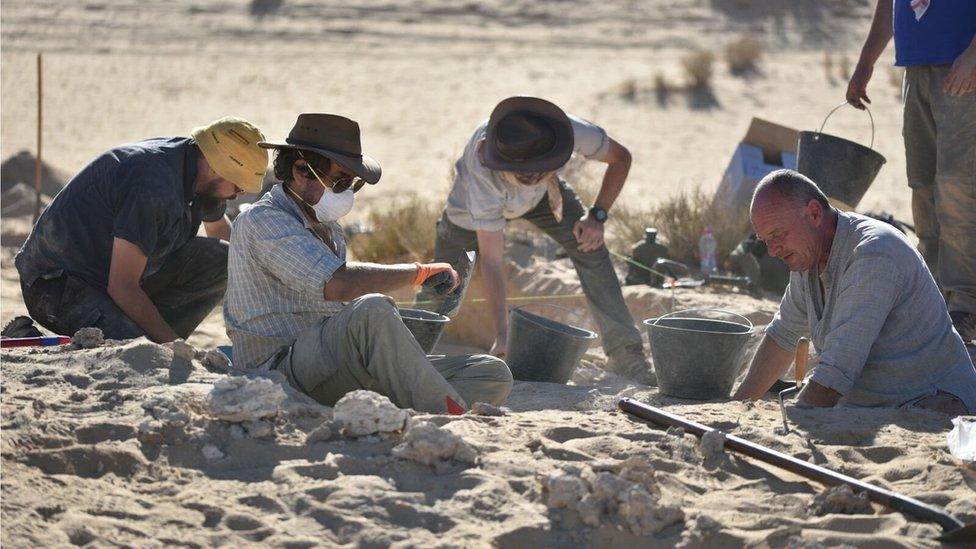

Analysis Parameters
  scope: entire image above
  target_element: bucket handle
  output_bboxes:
[816,101,875,149]
[651,308,754,332]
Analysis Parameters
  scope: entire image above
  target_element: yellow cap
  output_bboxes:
[191,117,268,193]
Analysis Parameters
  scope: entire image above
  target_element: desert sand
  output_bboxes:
[2,1,974,547]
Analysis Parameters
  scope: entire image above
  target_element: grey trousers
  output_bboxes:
[417,180,643,355]
[272,294,513,413]
[21,237,228,340]
[903,65,976,314]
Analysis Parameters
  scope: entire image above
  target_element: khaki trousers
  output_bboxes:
[272,294,513,413]
[903,65,976,314]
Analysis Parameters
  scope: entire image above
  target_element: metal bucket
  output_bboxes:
[797,103,886,210]
[399,308,450,354]
[644,309,753,400]
[507,306,598,383]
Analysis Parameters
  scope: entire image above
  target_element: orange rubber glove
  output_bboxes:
[412,262,459,290]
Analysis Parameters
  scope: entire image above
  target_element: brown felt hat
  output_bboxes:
[482,96,574,173]
[258,113,381,184]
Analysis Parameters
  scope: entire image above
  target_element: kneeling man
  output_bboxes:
[734,170,976,415]
[224,113,512,413]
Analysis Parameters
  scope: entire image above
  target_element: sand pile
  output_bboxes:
[2,336,973,546]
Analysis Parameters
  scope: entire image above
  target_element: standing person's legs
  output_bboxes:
[414,212,480,311]
[903,66,940,276]
[276,294,512,412]
[141,237,229,339]
[520,179,643,356]
[927,65,976,325]
[20,274,144,339]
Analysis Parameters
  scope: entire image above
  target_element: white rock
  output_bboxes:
[206,377,286,422]
[306,421,334,444]
[546,471,587,509]
[590,471,635,502]
[700,430,726,461]
[201,349,232,372]
[333,390,408,437]
[576,494,604,527]
[71,327,104,349]
[392,421,477,466]
[164,339,196,361]
[618,486,685,535]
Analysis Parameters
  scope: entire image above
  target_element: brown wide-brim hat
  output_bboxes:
[482,96,574,173]
[258,113,381,184]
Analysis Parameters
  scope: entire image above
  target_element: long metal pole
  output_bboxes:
[33,52,43,224]
[618,398,965,533]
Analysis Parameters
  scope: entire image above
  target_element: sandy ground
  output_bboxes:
[3,1,975,547]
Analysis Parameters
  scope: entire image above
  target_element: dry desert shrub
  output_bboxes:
[573,176,747,266]
[644,188,750,267]
[347,194,439,263]
[725,36,763,74]
[682,50,715,89]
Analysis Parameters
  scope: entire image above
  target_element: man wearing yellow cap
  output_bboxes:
[14,117,268,343]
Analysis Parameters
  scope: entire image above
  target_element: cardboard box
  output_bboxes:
[713,118,799,219]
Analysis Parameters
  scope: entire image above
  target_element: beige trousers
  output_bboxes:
[903,65,976,314]
[273,294,513,413]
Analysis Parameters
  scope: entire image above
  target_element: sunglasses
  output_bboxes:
[298,151,367,194]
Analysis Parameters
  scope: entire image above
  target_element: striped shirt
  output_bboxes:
[224,184,346,369]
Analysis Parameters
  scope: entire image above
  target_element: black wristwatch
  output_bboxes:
[589,206,608,223]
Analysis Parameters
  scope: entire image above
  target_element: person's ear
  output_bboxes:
[806,199,823,224]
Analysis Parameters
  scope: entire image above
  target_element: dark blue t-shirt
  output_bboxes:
[15,137,204,288]
[894,0,976,66]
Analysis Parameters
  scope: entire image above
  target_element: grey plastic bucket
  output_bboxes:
[644,309,753,400]
[399,308,450,354]
[797,103,886,210]
[507,306,598,383]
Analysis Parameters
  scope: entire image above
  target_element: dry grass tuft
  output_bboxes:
[682,50,715,89]
[346,194,440,263]
[619,79,639,102]
[725,36,763,74]
[574,174,749,267]
[640,188,750,267]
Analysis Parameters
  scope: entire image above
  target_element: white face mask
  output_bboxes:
[311,188,354,222]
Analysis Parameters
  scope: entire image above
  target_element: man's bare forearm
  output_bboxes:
[592,141,631,211]
[732,334,795,400]
[480,260,509,341]
[324,262,418,301]
[107,284,179,343]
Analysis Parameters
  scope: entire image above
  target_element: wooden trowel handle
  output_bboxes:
[794,338,810,384]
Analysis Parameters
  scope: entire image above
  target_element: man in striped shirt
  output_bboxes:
[224,113,512,413]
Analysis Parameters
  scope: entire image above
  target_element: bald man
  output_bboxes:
[733,169,976,415]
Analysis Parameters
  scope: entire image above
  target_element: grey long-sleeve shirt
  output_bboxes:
[766,212,976,412]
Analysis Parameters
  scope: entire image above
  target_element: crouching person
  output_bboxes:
[224,113,513,413]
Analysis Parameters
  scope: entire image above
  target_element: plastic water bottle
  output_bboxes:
[699,226,717,274]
